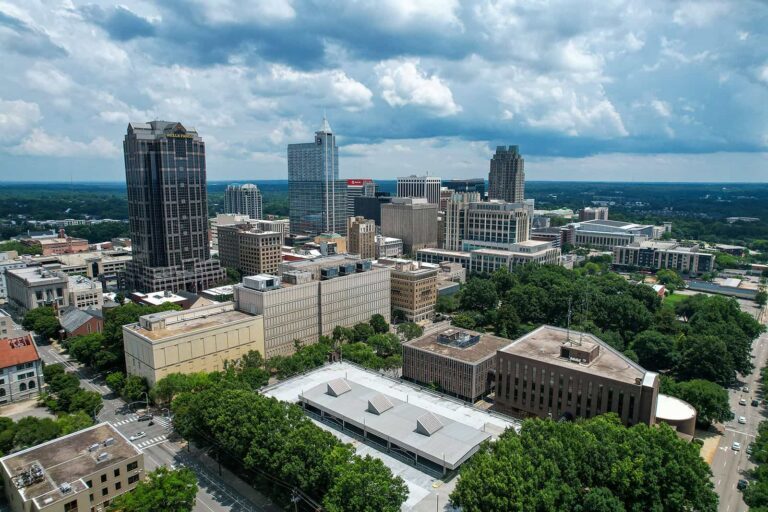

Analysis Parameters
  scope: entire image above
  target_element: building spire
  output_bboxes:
[319,112,332,134]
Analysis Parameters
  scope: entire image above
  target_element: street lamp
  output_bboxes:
[141,391,150,412]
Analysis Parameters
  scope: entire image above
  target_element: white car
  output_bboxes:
[129,432,146,441]
[739,416,747,424]
[740,398,748,406]
[733,442,742,451]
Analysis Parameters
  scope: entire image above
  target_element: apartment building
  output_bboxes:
[469,241,561,274]
[0,334,44,405]
[402,328,510,402]
[1,423,144,512]
[6,267,69,314]
[235,257,391,357]
[347,217,376,259]
[376,258,437,323]
[613,240,715,274]
[123,302,265,386]
[218,224,283,276]
[381,198,438,254]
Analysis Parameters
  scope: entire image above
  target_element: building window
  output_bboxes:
[114,468,120,478]
[127,461,138,471]
[64,500,78,511]
[28,381,35,389]
[102,487,109,496]
[128,474,140,485]
[115,482,122,491]
[86,480,92,488]
[101,474,107,483]
[19,383,26,392]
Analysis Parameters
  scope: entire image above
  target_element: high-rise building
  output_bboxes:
[224,183,263,220]
[488,145,525,203]
[288,118,347,236]
[347,217,376,259]
[353,193,392,226]
[346,179,376,217]
[444,192,482,251]
[444,178,486,197]
[123,121,224,292]
[381,198,438,254]
[461,200,533,251]
[397,175,442,205]
[218,224,283,276]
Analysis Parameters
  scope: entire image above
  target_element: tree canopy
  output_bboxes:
[108,467,197,512]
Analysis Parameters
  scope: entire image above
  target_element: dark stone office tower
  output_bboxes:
[288,117,347,236]
[488,145,525,203]
[123,121,224,293]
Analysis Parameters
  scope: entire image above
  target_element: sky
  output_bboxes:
[1,0,767,183]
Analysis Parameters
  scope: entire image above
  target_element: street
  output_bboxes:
[34,341,277,512]
[711,302,768,512]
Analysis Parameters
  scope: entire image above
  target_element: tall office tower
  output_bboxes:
[488,145,525,203]
[288,117,347,236]
[444,178,486,197]
[347,216,376,259]
[346,179,377,217]
[123,121,225,293]
[444,192,482,251]
[224,183,263,220]
[397,175,442,205]
[381,198,438,254]
[461,200,532,251]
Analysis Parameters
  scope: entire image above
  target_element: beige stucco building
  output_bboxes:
[217,224,283,276]
[376,258,437,323]
[347,217,376,259]
[123,302,264,386]
[1,423,144,512]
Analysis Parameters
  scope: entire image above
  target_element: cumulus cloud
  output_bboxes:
[376,58,461,116]
[11,129,119,158]
[651,99,672,118]
[25,64,73,95]
[0,99,41,141]
[261,65,373,112]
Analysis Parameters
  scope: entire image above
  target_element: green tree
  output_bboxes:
[451,313,477,330]
[396,322,423,341]
[436,294,459,313]
[56,412,94,434]
[662,378,733,427]
[369,314,389,334]
[756,290,768,306]
[67,333,105,367]
[367,333,401,358]
[676,335,734,386]
[122,375,149,403]
[13,417,60,448]
[323,455,408,512]
[352,322,375,342]
[631,330,679,371]
[494,302,520,339]
[22,307,61,339]
[105,371,126,394]
[108,467,198,512]
[460,278,499,311]
[656,269,686,291]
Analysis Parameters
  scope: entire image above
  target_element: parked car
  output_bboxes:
[137,414,153,421]
[752,399,761,407]
[739,416,747,424]
[739,398,747,406]
[743,386,750,393]
[738,479,749,490]
[130,432,146,441]
[733,441,741,451]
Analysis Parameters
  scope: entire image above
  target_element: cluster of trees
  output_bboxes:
[172,382,408,511]
[450,265,764,426]
[450,415,717,512]
[742,368,768,508]
[65,222,129,243]
[0,240,41,255]
[0,413,92,456]
[331,315,403,372]
[107,467,197,512]
[103,371,150,403]
[22,307,60,340]
[63,302,180,372]
[41,364,102,416]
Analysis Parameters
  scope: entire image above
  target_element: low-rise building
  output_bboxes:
[38,229,89,256]
[402,328,510,402]
[311,233,347,256]
[1,423,144,512]
[469,241,561,274]
[564,219,661,250]
[437,262,465,284]
[715,243,747,257]
[59,307,103,339]
[123,302,265,386]
[613,240,715,274]
[415,248,471,268]
[6,267,69,314]
[68,276,103,310]
[218,224,283,276]
[235,256,391,358]
[376,258,437,323]
[0,334,43,405]
[375,235,403,258]
[0,254,27,302]
[530,227,566,248]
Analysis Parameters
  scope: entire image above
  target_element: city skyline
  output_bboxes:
[1,1,767,183]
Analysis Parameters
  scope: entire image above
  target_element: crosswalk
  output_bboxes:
[112,415,138,427]
[134,435,169,449]
[111,415,172,428]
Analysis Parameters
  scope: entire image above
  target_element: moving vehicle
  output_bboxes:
[137,414,153,421]
[733,441,741,451]
[739,416,747,424]
[130,432,146,441]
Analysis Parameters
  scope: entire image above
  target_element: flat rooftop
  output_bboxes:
[500,325,650,385]
[0,423,139,508]
[416,248,471,257]
[405,328,509,364]
[126,304,256,341]
[6,266,67,284]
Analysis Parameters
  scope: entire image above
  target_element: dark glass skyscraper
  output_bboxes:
[288,118,347,235]
[488,145,525,203]
[444,178,486,197]
[123,121,224,292]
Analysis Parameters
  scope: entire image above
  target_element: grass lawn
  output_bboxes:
[663,293,687,307]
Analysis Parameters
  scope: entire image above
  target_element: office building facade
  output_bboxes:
[488,145,525,203]
[224,183,263,220]
[123,121,224,293]
[381,198,438,254]
[444,192,482,251]
[6,267,69,314]
[347,217,376,259]
[469,241,561,274]
[613,241,715,274]
[461,200,532,251]
[444,178,485,197]
[397,175,442,205]
[288,118,347,235]
[218,225,283,276]
[376,259,437,323]
[375,236,403,258]
[353,193,392,226]
[346,179,376,217]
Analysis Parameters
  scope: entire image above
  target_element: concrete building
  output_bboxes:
[397,175,441,205]
[469,241,561,274]
[353,193,392,226]
[376,259,437,323]
[0,257,27,302]
[38,230,89,257]
[531,227,567,248]
[488,145,525,203]
[6,267,69,314]
[415,248,471,268]
[402,328,510,402]
[0,333,43,405]
[381,198,438,254]
[346,179,376,217]
[496,325,659,427]
[375,236,403,259]
[564,219,660,250]
[218,224,282,276]
[444,192,482,251]
[444,178,485,197]
[311,233,347,256]
[347,217,376,259]
[460,200,533,251]
[614,240,715,274]
[224,183,263,220]
[235,257,390,357]
[124,121,224,293]
[288,117,347,235]
[123,302,265,386]
[578,207,609,222]
[1,423,144,512]
[67,276,103,310]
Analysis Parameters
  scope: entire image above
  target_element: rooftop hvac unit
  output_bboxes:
[59,482,72,493]
[88,443,100,452]
[320,267,338,280]
[103,437,115,446]
[338,263,356,275]
[96,452,109,462]
[356,260,372,272]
